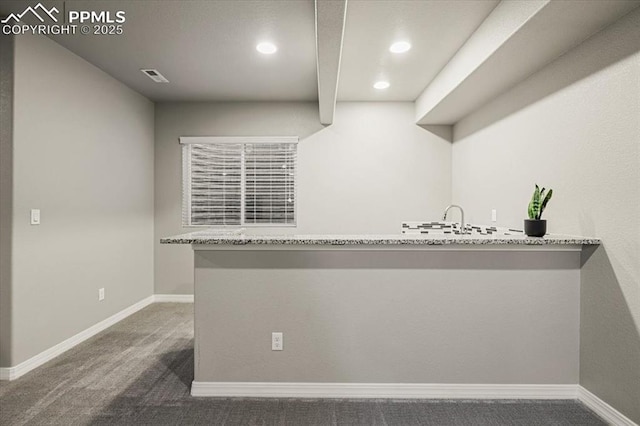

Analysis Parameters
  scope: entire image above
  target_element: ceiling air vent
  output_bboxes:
[141,69,169,83]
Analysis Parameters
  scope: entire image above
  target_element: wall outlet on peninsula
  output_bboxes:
[272,332,283,351]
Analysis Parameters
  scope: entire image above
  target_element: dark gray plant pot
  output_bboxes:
[524,219,547,237]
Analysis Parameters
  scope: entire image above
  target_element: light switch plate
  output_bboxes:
[30,209,41,225]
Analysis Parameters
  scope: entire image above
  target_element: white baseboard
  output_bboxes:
[0,295,155,381]
[0,368,10,380]
[191,382,638,425]
[0,294,194,381]
[191,382,579,399]
[578,386,638,426]
[1,294,636,426]
[153,294,194,303]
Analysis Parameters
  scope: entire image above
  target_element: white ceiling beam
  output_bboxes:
[414,0,549,125]
[315,0,347,125]
[414,0,639,125]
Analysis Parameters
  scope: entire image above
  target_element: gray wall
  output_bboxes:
[194,248,581,384]
[0,35,14,367]
[155,102,452,294]
[8,34,155,366]
[451,9,640,422]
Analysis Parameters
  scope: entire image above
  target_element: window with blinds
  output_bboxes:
[181,137,297,227]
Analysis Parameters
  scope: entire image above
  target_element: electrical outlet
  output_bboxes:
[30,209,41,225]
[491,209,497,222]
[98,288,105,301]
[272,332,283,351]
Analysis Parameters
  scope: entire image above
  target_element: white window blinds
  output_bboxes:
[183,143,242,226]
[181,137,297,227]
[244,143,296,225]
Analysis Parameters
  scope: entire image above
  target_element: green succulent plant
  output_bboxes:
[528,184,553,220]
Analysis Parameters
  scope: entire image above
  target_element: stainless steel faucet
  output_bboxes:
[443,204,466,234]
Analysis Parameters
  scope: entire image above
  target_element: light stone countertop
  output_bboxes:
[160,230,601,246]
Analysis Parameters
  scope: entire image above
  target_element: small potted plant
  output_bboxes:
[525,184,553,237]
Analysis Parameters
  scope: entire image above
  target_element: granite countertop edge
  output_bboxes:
[160,234,601,246]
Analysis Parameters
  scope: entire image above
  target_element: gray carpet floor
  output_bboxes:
[0,303,607,426]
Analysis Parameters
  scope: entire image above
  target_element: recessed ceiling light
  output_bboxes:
[256,42,277,54]
[374,81,390,90]
[390,41,411,53]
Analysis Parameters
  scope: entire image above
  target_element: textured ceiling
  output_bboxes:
[1,0,318,102]
[2,0,637,108]
[0,0,500,102]
[337,0,499,101]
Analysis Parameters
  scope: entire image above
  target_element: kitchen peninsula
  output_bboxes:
[162,229,600,398]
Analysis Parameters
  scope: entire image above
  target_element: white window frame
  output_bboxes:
[180,136,298,228]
